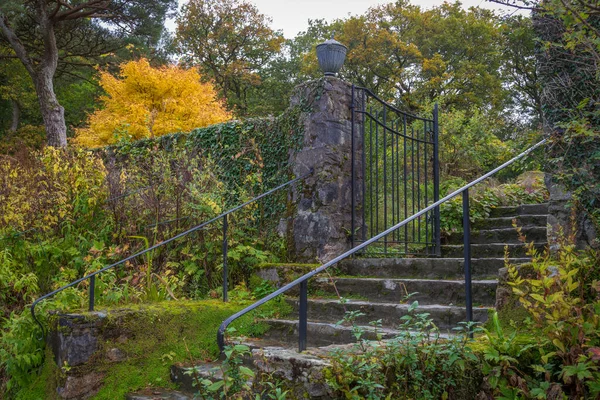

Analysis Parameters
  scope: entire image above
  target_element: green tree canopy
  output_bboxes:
[176,0,284,116]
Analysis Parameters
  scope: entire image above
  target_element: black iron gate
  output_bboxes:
[351,86,440,256]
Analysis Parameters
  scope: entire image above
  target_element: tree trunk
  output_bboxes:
[35,70,67,147]
[9,99,20,132]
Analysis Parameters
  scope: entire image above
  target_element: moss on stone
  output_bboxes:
[20,299,289,399]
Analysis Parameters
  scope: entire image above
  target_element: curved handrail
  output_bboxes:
[217,139,547,351]
[30,169,313,338]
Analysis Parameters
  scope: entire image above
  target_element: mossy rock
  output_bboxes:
[19,299,287,400]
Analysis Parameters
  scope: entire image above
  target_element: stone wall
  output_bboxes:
[545,174,598,250]
[283,77,363,262]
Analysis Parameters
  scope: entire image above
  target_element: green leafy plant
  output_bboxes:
[325,302,482,400]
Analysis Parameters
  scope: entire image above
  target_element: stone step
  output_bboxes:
[489,203,548,218]
[126,389,192,400]
[445,226,547,245]
[170,362,218,394]
[473,214,548,230]
[258,319,454,348]
[339,257,530,279]
[286,298,491,331]
[441,242,546,258]
[311,277,497,306]
[171,344,333,399]
[259,319,402,347]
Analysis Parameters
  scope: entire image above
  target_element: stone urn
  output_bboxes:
[316,34,347,76]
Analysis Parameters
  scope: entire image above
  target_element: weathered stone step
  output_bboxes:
[170,362,221,394]
[259,319,402,347]
[445,226,547,245]
[312,277,497,306]
[258,319,454,348]
[340,257,529,279]
[489,203,548,218]
[127,389,192,400]
[171,344,333,399]
[287,298,491,330]
[441,242,546,258]
[473,214,548,230]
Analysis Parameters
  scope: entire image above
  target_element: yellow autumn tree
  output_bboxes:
[75,59,231,147]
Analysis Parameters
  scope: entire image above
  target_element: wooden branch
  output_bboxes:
[486,0,540,11]
[559,0,600,38]
[574,0,600,13]
[0,15,36,76]
[61,11,116,21]
[54,0,110,22]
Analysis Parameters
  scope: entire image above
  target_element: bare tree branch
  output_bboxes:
[487,0,541,11]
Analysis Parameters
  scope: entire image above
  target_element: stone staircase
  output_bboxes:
[127,203,549,399]
[256,203,548,347]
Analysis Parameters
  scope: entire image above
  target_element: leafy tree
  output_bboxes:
[499,15,542,126]
[0,47,37,132]
[491,0,599,229]
[176,0,284,116]
[74,59,231,148]
[293,2,507,115]
[0,0,176,147]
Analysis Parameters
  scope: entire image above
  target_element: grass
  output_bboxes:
[16,297,291,400]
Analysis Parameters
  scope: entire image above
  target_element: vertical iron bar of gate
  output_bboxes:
[411,126,416,244]
[369,105,373,241]
[417,126,421,244]
[383,105,388,253]
[361,90,367,243]
[222,214,228,302]
[396,121,400,244]
[299,280,308,351]
[375,107,379,235]
[463,188,473,337]
[433,103,441,256]
[424,121,429,254]
[403,115,408,254]
[351,85,355,249]
[391,119,395,248]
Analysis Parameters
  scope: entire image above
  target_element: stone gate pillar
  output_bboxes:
[284,77,363,262]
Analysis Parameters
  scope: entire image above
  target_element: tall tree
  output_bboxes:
[499,15,542,126]
[0,0,175,147]
[176,0,284,116]
[293,1,506,114]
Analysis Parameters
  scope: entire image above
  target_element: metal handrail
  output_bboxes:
[217,139,547,352]
[30,169,313,338]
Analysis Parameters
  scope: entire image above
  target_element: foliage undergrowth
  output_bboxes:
[13,296,289,400]
[440,171,548,236]
[0,96,309,394]
[481,227,600,398]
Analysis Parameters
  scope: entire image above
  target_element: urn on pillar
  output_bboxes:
[316,34,347,76]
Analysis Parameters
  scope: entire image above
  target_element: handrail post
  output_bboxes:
[351,84,356,250]
[433,103,441,256]
[298,280,308,352]
[222,214,228,302]
[89,275,95,312]
[462,189,473,337]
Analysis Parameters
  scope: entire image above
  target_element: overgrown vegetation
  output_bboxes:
[0,98,307,394]
[439,171,549,235]
[11,297,289,400]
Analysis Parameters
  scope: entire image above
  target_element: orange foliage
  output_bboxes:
[75,59,231,147]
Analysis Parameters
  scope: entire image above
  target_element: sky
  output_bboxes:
[172,0,521,39]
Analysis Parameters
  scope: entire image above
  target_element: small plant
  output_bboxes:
[326,302,482,399]
[187,344,254,399]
